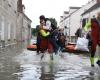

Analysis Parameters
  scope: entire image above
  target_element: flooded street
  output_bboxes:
[0,49,100,80]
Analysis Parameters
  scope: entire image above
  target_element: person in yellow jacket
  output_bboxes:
[36,15,50,54]
[39,15,50,52]
[40,28,50,37]
[84,12,100,67]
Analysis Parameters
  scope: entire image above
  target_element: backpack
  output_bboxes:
[57,32,65,46]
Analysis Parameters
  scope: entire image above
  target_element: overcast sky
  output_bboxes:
[23,0,89,28]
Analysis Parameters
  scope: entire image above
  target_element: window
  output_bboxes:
[8,22,11,40]
[10,23,14,39]
[5,19,8,41]
[10,23,16,40]
[1,16,5,40]
[0,16,2,41]
[14,24,16,39]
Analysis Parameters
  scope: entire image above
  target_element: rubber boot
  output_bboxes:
[90,57,94,67]
[97,56,100,67]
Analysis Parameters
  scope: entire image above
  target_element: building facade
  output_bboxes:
[22,14,32,48]
[60,0,97,42]
[82,1,100,23]
[0,0,18,53]
[0,0,32,54]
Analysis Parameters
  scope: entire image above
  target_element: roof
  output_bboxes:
[60,16,63,18]
[69,7,81,9]
[64,8,80,20]
[60,20,63,23]
[23,13,32,22]
[60,7,81,22]
[64,11,69,14]
[82,2,100,16]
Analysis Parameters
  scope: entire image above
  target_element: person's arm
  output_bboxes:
[40,29,50,37]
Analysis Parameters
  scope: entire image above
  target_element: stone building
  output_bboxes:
[17,0,32,49]
[0,0,18,53]
[22,13,32,48]
[0,0,32,54]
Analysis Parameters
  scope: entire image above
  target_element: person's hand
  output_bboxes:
[47,32,50,35]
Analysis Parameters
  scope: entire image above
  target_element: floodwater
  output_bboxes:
[0,49,100,80]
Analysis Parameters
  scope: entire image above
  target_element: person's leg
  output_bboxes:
[37,44,39,53]
[57,41,61,51]
[58,43,63,52]
[36,36,41,54]
[96,44,100,66]
[53,41,59,54]
[36,38,39,54]
[90,42,97,67]
[90,51,95,67]
[50,38,59,54]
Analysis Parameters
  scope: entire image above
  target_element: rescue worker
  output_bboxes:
[36,15,46,54]
[36,15,50,54]
[84,12,100,67]
[39,15,50,59]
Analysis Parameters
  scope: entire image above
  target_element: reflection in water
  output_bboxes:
[14,64,41,80]
[40,62,56,80]
[13,62,57,80]
[88,67,100,80]
[0,50,100,80]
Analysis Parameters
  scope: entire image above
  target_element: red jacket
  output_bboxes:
[91,19,100,46]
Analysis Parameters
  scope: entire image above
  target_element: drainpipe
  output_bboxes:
[21,13,23,48]
[69,15,71,42]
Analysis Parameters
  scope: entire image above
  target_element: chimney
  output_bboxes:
[17,0,23,13]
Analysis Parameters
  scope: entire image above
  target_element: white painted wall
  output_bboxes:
[69,8,78,14]
[62,0,96,37]
[0,0,17,44]
[82,8,100,19]
[69,9,82,36]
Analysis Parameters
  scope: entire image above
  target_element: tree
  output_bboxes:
[49,18,57,28]
[31,28,36,36]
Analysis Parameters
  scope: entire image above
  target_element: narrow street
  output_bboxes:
[0,49,100,80]
[0,0,100,80]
